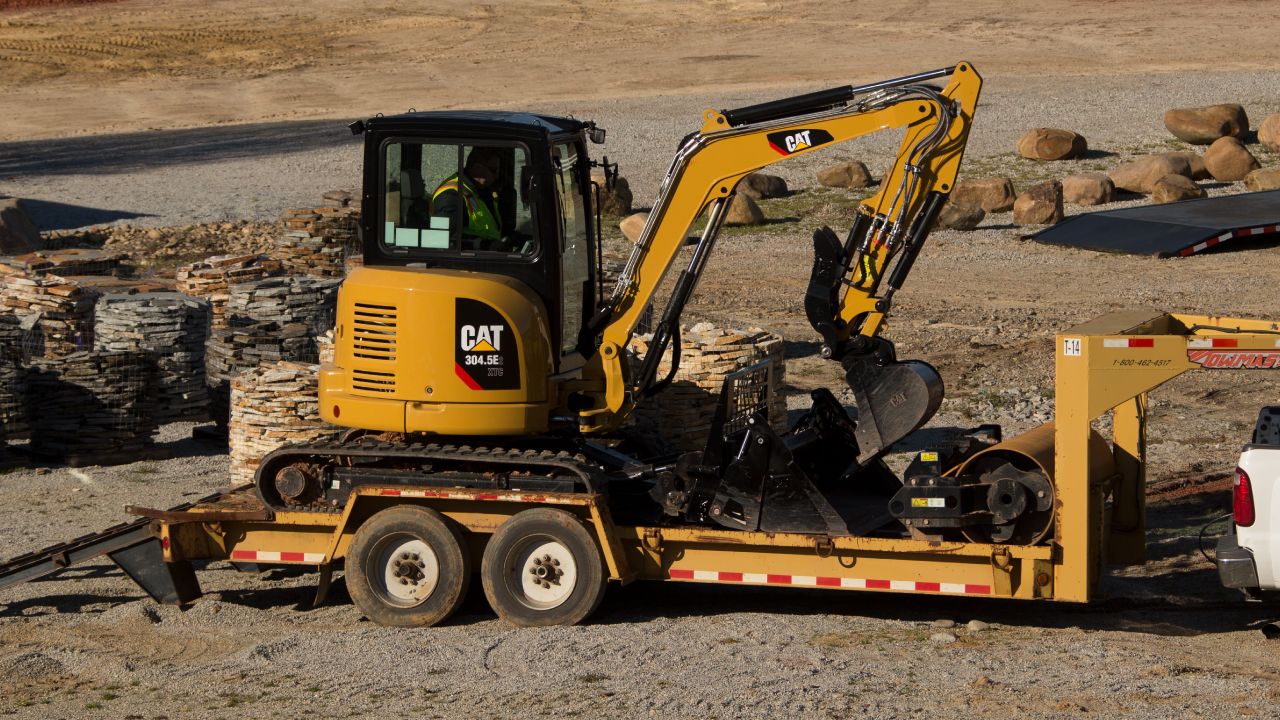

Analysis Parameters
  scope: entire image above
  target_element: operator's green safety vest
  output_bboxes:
[431,174,501,242]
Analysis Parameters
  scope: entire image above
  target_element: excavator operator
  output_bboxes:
[431,146,504,250]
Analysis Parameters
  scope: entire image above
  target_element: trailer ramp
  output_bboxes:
[1029,189,1280,257]
[0,489,247,605]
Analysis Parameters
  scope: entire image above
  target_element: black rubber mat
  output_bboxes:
[1028,189,1280,257]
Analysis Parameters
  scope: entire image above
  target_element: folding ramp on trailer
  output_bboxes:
[1029,189,1280,257]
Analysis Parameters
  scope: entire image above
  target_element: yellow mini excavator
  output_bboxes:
[256,63,1017,541]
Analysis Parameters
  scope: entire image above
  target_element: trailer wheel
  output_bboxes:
[481,508,606,627]
[346,506,471,628]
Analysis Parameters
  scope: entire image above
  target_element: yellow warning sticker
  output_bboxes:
[920,451,939,462]
[911,497,946,508]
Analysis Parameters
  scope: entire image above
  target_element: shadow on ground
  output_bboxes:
[17,198,151,231]
[0,119,360,177]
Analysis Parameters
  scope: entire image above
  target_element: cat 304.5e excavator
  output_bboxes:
[244,61,1070,623]
[259,62,1012,538]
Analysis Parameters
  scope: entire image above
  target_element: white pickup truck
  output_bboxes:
[1218,406,1280,597]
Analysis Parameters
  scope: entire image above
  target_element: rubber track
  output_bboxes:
[255,438,603,513]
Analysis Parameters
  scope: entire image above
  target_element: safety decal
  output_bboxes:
[767,128,834,156]
[455,298,520,390]
[667,568,990,595]
[1187,350,1280,369]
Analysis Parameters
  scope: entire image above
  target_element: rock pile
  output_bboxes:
[175,254,284,329]
[629,324,786,452]
[43,221,279,269]
[228,361,338,484]
[0,270,99,358]
[25,350,157,463]
[94,292,211,424]
[271,207,359,277]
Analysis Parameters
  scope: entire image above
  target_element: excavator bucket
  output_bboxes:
[843,348,943,465]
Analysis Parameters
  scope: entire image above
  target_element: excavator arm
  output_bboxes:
[578,62,982,456]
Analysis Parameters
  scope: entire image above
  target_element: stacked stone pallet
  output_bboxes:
[0,270,99,358]
[205,275,339,429]
[629,323,787,452]
[0,314,23,455]
[0,248,131,277]
[175,254,283,329]
[270,206,359,277]
[316,329,335,365]
[25,350,157,464]
[94,292,212,424]
[228,361,338,484]
[225,275,341,335]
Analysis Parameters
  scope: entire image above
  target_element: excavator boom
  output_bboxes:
[579,62,983,460]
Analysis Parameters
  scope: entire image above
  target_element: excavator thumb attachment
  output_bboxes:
[843,340,943,465]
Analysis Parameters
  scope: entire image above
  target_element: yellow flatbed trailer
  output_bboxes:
[3,310,1278,623]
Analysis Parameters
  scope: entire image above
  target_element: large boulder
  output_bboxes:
[1163,104,1249,145]
[1151,174,1206,204]
[950,177,1016,212]
[1244,167,1280,192]
[619,212,647,242]
[816,161,873,189]
[738,173,788,200]
[0,198,40,255]
[723,194,765,226]
[1204,137,1260,182]
[935,202,985,231]
[1107,154,1193,194]
[1061,173,1115,206]
[1157,151,1210,180]
[1012,180,1063,226]
[1259,113,1280,153]
[1016,128,1087,161]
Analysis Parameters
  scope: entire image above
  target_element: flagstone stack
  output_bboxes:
[0,248,131,277]
[0,314,24,452]
[94,292,212,424]
[205,275,338,429]
[628,323,786,452]
[228,361,339,484]
[0,270,99,358]
[270,206,360,277]
[175,254,284,329]
[25,350,157,464]
[224,275,341,336]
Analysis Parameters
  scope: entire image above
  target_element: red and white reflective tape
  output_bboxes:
[376,488,546,503]
[667,569,991,595]
[230,550,326,564]
[1178,225,1280,257]
[1102,338,1154,348]
[1187,338,1239,349]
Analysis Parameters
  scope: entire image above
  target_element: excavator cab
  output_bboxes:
[322,112,604,435]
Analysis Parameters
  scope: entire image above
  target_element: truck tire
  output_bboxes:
[481,508,606,627]
[346,506,471,628]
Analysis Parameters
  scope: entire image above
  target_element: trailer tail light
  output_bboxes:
[1233,467,1255,528]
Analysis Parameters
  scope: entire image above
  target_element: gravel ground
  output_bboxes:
[4,69,1280,718]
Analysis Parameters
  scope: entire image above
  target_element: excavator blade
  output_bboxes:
[843,353,943,466]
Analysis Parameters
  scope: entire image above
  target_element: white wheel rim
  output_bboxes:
[510,537,577,610]
[376,537,439,607]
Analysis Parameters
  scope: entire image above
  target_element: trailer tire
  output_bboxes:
[346,506,471,628]
[481,508,606,627]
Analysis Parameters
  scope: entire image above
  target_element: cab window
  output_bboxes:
[554,141,590,355]
[381,141,537,257]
